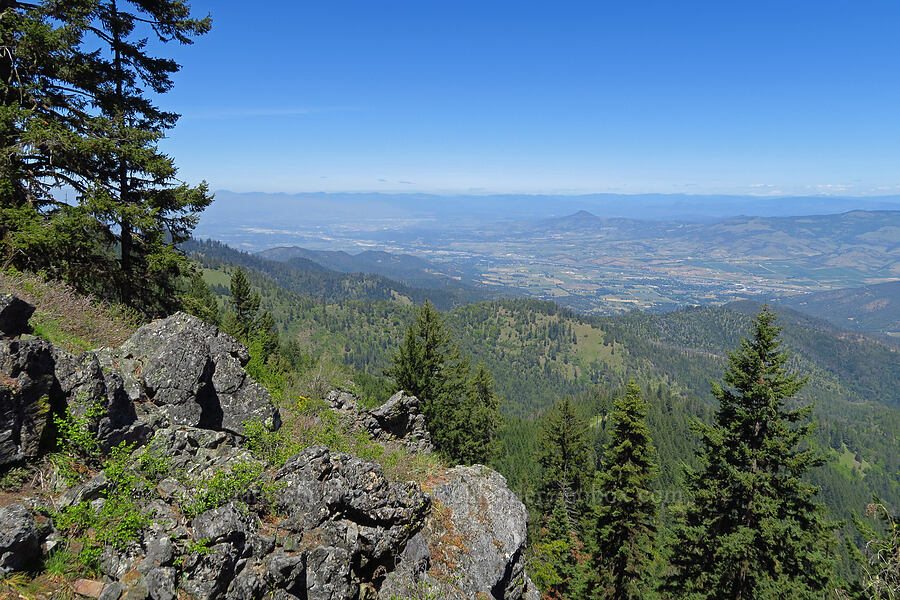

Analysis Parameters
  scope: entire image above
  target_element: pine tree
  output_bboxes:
[593,380,660,600]
[666,307,837,600]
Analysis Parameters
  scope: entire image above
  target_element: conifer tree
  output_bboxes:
[223,267,260,338]
[450,362,501,464]
[666,307,836,600]
[537,397,594,524]
[593,380,660,600]
[70,0,213,311]
[385,300,456,405]
[386,301,500,465]
[532,397,595,599]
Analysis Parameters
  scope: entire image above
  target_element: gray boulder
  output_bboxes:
[0,294,34,338]
[380,465,538,600]
[323,389,432,452]
[98,312,280,435]
[0,503,41,574]
[0,339,59,467]
[273,445,430,597]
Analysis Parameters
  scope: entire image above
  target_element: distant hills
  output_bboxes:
[768,280,900,338]
[184,239,511,311]
[257,246,483,291]
[194,239,900,530]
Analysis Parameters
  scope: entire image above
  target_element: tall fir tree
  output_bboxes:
[666,307,837,600]
[593,380,660,600]
[223,266,260,338]
[72,0,212,312]
[531,397,595,600]
[0,0,107,281]
[385,301,500,465]
[2,0,212,313]
[448,362,502,465]
[385,299,457,406]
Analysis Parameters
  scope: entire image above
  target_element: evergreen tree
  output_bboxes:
[593,380,660,600]
[0,1,106,281]
[532,397,595,599]
[223,267,260,338]
[179,271,220,326]
[449,362,502,465]
[666,307,837,600]
[70,0,212,311]
[385,299,455,405]
[386,301,500,465]
[2,0,212,313]
[537,397,594,524]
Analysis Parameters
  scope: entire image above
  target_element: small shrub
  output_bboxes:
[0,466,32,491]
[53,398,104,460]
[243,418,299,467]
[181,460,265,518]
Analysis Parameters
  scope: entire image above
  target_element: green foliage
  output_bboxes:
[531,397,595,600]
[53,398,103,461]
[53,442,154,573]
[851,499,900,600]
[666,307,838,600]
[386,301,501,464]
[242,418,299,467]
[181,460,265,518]
[1,0,213,316]
[0,466,32,491]
[593,380,660,600]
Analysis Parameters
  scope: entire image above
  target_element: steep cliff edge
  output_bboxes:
[0,294,538,600]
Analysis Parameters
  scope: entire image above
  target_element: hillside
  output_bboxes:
[184,238,504,310]
[769,280,900,338]
[197,257,900,530]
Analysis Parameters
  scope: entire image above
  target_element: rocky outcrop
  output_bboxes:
[97,312,280,435]
[324,389,432,452]
[380,465,540,600]
[0,294,539,599]
[0,503,42,575]
[0,339,59,467]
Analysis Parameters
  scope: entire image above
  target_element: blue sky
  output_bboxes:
[159,1,900,196]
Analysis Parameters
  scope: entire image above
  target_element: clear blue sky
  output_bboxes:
[159,1,900,196]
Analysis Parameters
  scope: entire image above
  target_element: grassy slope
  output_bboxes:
[0,270,141,352]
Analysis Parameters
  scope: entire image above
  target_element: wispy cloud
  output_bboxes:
[183,106,359,120]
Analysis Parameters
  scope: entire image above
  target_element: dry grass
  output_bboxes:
[0,270,142,353]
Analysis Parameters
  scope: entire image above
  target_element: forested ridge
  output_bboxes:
[193,243,899,592]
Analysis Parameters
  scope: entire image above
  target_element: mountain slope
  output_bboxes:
[769,281,900,338]
[184,238,498,310]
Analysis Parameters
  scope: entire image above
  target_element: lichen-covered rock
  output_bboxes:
[52,348,153,451]
[0,503,41,575]
[380,465,539,600]
[98,312,280,435]
[273,445,430,598]
[324,389,432,452]
[0,339,59,467]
